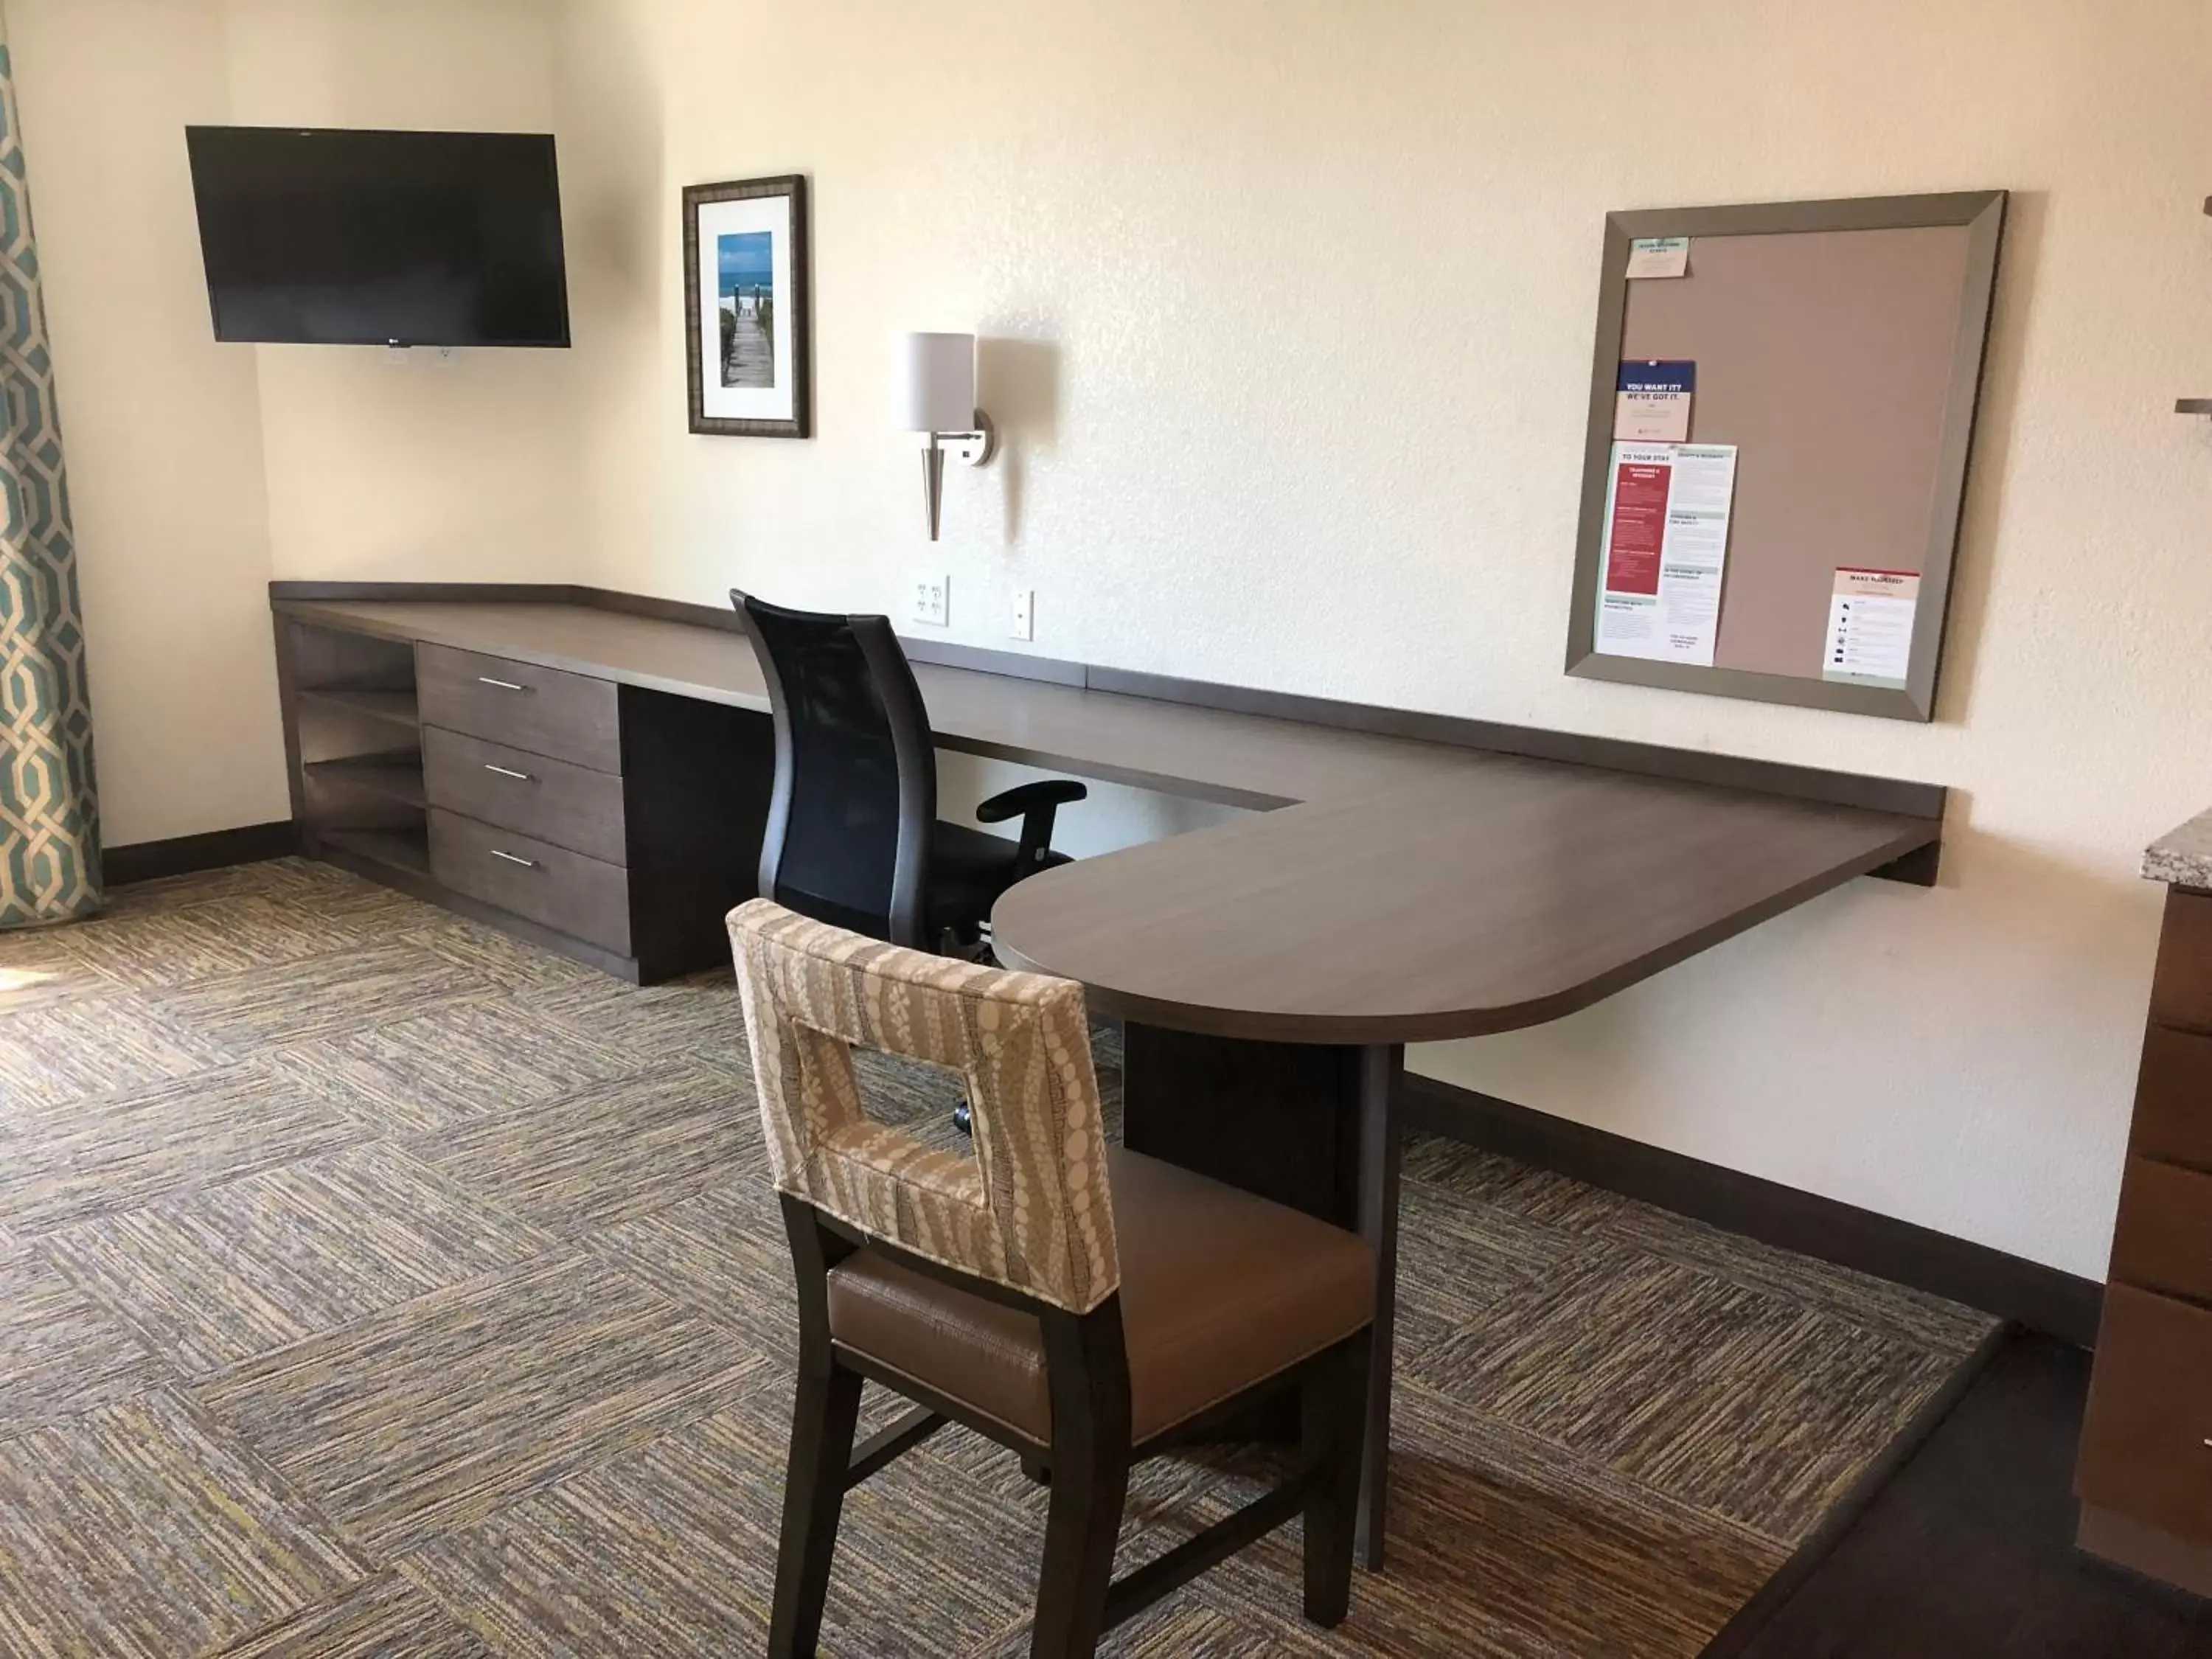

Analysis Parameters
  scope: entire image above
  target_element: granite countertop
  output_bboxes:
[2145,808,2212,887]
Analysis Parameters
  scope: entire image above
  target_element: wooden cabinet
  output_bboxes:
[2109,1160,2212,1307]
[2080,1287,2212,1545]
[276,616,774,984]
[2132,1026,2212,1171]
[2077,884,2212,1596]
[417,644,624,774]
[422,726,628,866]
[428,808,634,956]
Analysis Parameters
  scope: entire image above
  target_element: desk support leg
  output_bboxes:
[1354,1041,1403,1571]
[1116,1023,1404,1573]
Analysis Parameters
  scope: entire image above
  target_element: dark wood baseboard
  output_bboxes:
[103,821,299,888]
[1698,1322,2010,1657]
[1405,1074,2104,1346]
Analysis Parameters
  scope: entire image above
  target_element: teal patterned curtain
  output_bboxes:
[0,19,99,928]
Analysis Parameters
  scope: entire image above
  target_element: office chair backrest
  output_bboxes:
[728,898,1121,1313]
[733,591,936,947]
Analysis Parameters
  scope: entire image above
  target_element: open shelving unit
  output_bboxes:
[302,753,428,809]
[282,620,428,877]
[297,686,421,728]
[319,824,431,877]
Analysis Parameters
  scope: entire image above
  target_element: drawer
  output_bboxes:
[429,809,632,956]
[2152,888,2212,1034]
[2111,1158,2212,1304]
[417,644,622,774]
[423,726,627,866]
[2136,1025,2212,1169]
[2079,1284,2212,1544]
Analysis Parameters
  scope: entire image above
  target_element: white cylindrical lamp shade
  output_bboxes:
[896,331,977,432]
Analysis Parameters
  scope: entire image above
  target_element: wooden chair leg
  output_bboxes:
[1029,1437,1131,1658]
[1302,1326,1372,1627]
[768,1357,864,1658]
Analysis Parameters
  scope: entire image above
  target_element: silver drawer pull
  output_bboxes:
[483,763,535,782]
[476,676,530,692]
[487,849,540,869]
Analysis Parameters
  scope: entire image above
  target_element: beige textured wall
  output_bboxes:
[17,0,2212,1276]
[550,0,2212,1279]
[220,0,584,585]
[11,0,582,844]
[10,0,285,845]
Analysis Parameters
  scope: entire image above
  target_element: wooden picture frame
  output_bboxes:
[1563,190,2006,722]
[683,174,812,439]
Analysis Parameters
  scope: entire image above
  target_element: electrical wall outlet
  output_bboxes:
[912,572,950,627]
[1011,589,1034,641]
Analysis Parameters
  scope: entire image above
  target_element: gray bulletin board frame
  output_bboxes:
[1564,191,2006,722]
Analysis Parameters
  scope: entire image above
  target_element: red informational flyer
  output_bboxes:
[1592,442,1738,667]
[1602,457,1672,596]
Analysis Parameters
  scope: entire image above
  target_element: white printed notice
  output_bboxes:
[1625,237,1691,279]
[1821,568,1920,689]
[1615,360,1695,442]
[1593,443,1738,667]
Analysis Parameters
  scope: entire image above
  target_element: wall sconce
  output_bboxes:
[896,331,996,540]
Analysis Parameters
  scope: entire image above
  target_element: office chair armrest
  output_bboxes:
[975,779,1088,875]
[973,779,1088,824]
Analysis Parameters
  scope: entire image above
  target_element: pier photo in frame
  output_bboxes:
[684,174,811,437]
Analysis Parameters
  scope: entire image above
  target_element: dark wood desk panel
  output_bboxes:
[990,759,1935,1045]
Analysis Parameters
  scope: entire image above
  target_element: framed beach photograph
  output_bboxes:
[683,174,811,438]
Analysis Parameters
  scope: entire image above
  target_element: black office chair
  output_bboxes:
[731,591,1087,958]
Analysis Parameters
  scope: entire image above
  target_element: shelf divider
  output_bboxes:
[299,686,420,728]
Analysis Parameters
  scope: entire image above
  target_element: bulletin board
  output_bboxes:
[1564,192,2006,721]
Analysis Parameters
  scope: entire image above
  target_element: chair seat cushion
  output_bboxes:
[925,820,1025,934]
[824,1147,1376,1446]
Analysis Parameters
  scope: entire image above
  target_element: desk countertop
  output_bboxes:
[992,757,1935,1043]
[274,597,1484,813]
[276,591,1944,1046]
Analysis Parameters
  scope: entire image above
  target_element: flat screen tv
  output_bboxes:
[185,126,570,348]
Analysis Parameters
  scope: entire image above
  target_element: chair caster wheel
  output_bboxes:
[953,1102,973,1136]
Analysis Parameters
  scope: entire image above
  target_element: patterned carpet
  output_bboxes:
[0,858,1995,1658]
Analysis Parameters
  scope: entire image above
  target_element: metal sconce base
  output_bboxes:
[921,410,997,540]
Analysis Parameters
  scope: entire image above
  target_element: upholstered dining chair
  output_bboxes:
[728,899,1377,1658]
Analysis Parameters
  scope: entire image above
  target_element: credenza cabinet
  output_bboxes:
[2077,886,2212,1595]
[275,616,772,984]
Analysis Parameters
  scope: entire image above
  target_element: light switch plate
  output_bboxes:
[1011,589,1034,641]
[913,573,950,627]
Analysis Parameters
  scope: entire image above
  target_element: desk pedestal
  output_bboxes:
[1119,1024,1402,1571]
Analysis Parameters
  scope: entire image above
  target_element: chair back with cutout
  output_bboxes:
[728,898,1120,1313]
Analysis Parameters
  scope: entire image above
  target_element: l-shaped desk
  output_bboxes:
[270,584,1946,1570]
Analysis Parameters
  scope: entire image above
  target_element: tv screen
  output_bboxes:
[185,126,570,348]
